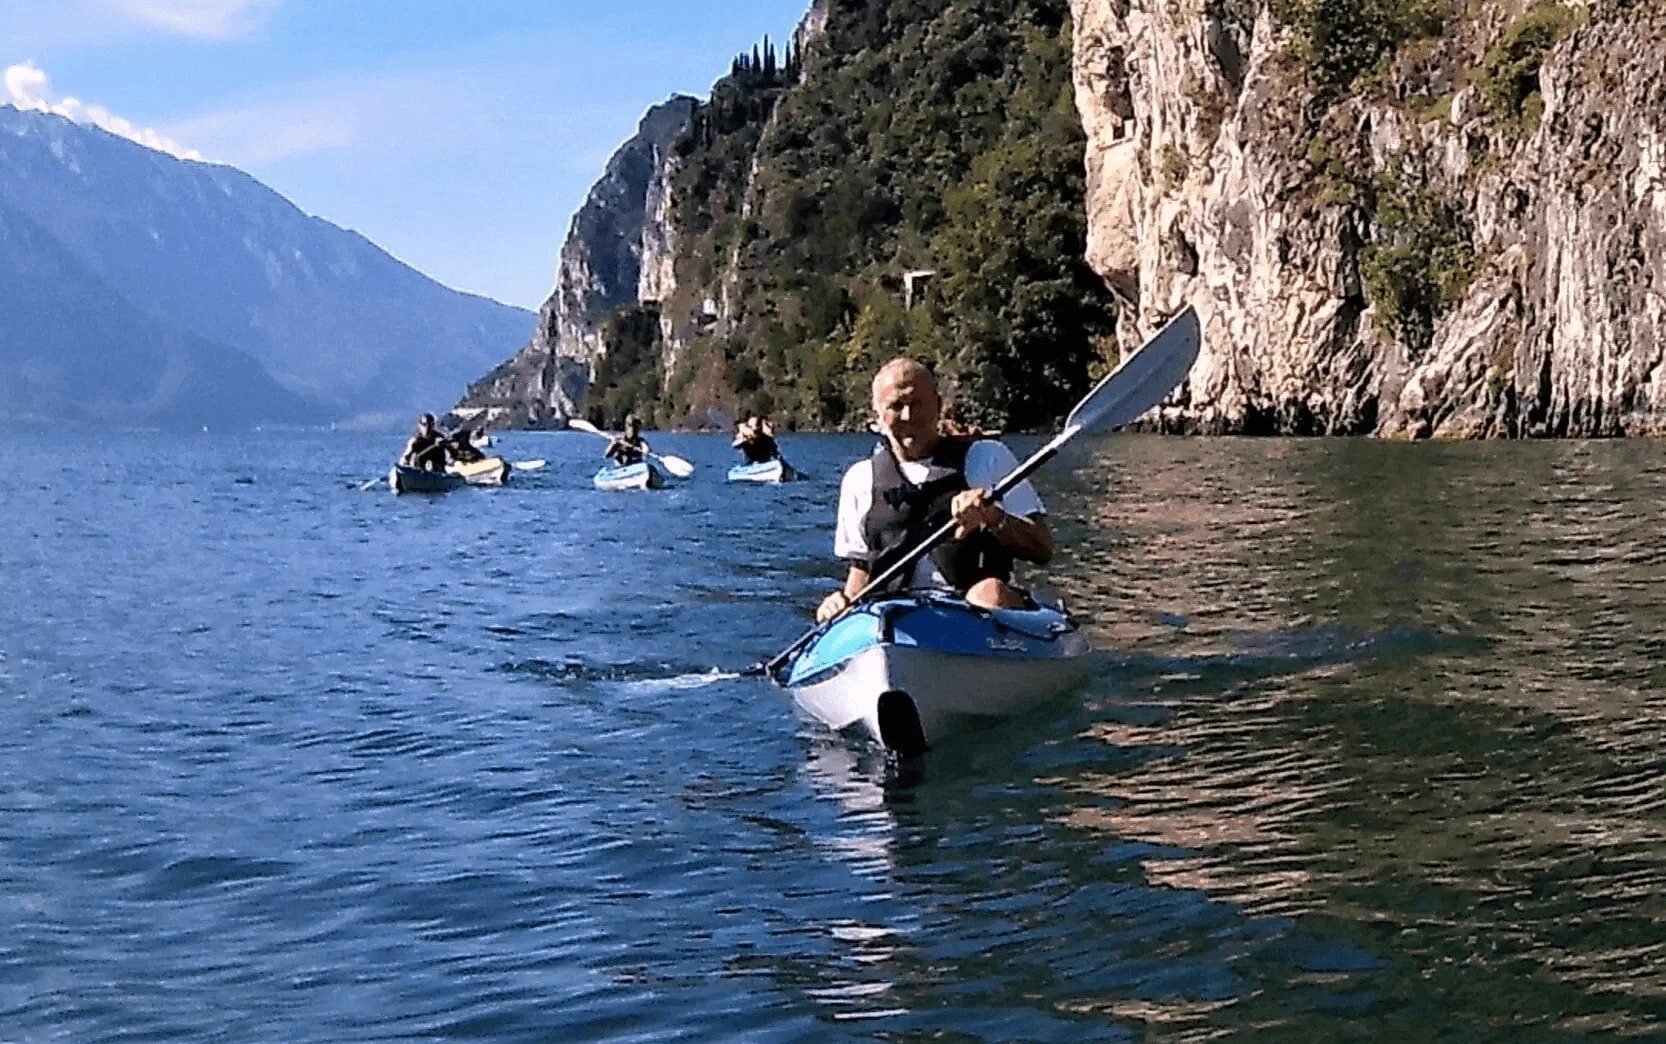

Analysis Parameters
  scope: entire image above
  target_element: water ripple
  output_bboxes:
[4,432,1666,1041]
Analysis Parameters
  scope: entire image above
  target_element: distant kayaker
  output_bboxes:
[604,415,651,467]
[445,426,486,464]
[732,412,779,464]
[816,358,1052,623]
[398,413,448,472]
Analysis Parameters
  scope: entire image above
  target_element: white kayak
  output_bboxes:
[593,460,663,491]
[774,593,1093,755]
[450,455,510,486]
[727,458,799,483]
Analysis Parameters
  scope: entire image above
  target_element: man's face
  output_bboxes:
[874,368,940,461]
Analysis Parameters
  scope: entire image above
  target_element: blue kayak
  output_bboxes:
[388,464,465,494]
[775,593,1092,754]
[727,458,799,483]
[593,461,663,491]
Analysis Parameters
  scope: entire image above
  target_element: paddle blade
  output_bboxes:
[1065,305,1200,435]
[658,454,695,479]
[566,418,603,435]
[511,459,547,471]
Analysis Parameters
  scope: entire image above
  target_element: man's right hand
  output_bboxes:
[816,590,852,623]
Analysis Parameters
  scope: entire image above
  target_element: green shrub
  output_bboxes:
[1359,165,1478,355]
[582,304,664,428]
[1274,0,1452,86]
[1476,3,1585,136]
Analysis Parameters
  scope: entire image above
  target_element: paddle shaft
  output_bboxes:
[758,428,1070,678]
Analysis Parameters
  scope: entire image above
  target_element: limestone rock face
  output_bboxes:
[1070,1,1666,436]
[451,97,696,429]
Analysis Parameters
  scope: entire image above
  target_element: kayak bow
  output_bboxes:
[774,593,1092,754]
[727,458,798,483]
[593,461,663,491]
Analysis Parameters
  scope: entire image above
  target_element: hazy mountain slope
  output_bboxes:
[0,104,533,426]
[449,97,696,429]
[0,195,328,429]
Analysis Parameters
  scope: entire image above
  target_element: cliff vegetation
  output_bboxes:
[581,0,1118,432]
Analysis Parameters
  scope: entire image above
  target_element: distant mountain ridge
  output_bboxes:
[0,193,325,428]
[0,104,533,429]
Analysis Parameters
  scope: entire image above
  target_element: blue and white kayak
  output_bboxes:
[389,464,465,494]
[727,458,799,483]
[593,460,663,491]
[775,593,1093,754]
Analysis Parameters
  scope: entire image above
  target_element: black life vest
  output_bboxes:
[606,436,646,466]
[403,431,445,470]
[740,433,778,464]
[862,437,1013,594]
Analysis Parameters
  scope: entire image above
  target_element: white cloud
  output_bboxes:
[3,62,204,160]
[100,0,280,40]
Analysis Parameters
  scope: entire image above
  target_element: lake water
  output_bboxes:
[4,429,1665,1042]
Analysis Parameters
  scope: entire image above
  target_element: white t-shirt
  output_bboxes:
[834,439,1046,590]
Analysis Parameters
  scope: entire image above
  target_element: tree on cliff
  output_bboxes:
[589,0,1116,432]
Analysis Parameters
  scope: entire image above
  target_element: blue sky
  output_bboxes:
[2,0,813,309]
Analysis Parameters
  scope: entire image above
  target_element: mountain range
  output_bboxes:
[0,103,532,430]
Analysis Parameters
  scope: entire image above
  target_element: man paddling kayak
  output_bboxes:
[732,412,780,464]
[603,414,652,467]
[398,413,448,472]
[816,359,1053,623]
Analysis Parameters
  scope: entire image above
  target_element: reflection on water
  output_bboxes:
[794,436,1666,1041]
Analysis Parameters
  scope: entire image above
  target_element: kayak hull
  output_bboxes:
[451,455,510,486]
[389,464,465,494]
[727,458,798,483]
[593,461,663,491]
[778,594,1092,754]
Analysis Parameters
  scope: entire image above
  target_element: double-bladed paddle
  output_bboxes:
[567,419,696,478]
[749,304,1202,679]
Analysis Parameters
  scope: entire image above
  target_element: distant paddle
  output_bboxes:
[749,304,1202,678]
[566,419,696,478]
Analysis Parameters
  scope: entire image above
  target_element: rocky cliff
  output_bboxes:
[458,0,1120,434]
[1071,0,1666,436]
[450,97,697,429]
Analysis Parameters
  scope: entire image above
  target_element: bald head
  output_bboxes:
[871,358,936,406]
[872,357,942,461]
